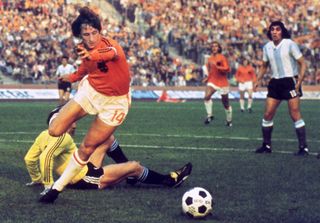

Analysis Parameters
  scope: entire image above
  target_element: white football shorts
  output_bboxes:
[207,82,229,95]
[74,77,130,126]
[238,81,253,91]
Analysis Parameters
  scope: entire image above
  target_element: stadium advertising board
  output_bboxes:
[0,89,319,100]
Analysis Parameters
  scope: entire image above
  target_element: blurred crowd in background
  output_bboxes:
[0,0,319,86]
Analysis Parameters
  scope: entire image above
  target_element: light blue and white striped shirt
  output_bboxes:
[263,39,302,79]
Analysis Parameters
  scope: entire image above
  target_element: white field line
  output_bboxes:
[0,133,318,156]
[0,131,319,143]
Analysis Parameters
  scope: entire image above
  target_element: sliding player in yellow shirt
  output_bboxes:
[25,106,192,199]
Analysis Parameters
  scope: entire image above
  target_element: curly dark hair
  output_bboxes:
[71,7,102,38]
[267,21,291,40]
[212,41,222,53]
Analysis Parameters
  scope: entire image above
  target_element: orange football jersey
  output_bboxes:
[235,65,256,83]
[69,37,130,96]
[206,54,230,87]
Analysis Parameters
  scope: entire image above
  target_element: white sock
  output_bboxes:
[248,98,253,109]
[53,150,87,191]
[225,106,232,122]
[204,100,213,117]
[240,99,245,110]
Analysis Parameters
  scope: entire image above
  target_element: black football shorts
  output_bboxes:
[58,80,72,92]
[267,77,302,100]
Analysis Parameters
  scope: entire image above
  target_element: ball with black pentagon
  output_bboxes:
[182,187,213,218]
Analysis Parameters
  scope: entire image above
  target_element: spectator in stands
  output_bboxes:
[125,0,319,86]
[1,0,319,87]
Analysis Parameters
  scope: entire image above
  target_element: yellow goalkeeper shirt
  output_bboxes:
[24,130,87,187]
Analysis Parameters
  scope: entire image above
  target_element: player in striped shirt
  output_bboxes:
[254,21,308,156]
[235,58,257,113]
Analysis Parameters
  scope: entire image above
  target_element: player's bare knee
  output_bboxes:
[78,144,95,160]
[48,125,62,137]
[128,161,142,175]
[128,160,139,168]
[264,111,275,120]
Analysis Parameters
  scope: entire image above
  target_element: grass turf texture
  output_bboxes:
[0,100,319,223]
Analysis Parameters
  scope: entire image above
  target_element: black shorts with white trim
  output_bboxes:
[267,77,302,100]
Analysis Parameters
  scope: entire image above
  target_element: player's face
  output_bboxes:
[212,43,220,54]
[80,24,101,49]
[270,25,282,43]
[62,58,67,66]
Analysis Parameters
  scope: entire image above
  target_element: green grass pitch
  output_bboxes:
[0,100,319,223]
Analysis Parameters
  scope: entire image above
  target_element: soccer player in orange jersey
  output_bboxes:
[235,58,257,113]
[39,7,132,203]
[203,41,232,126]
